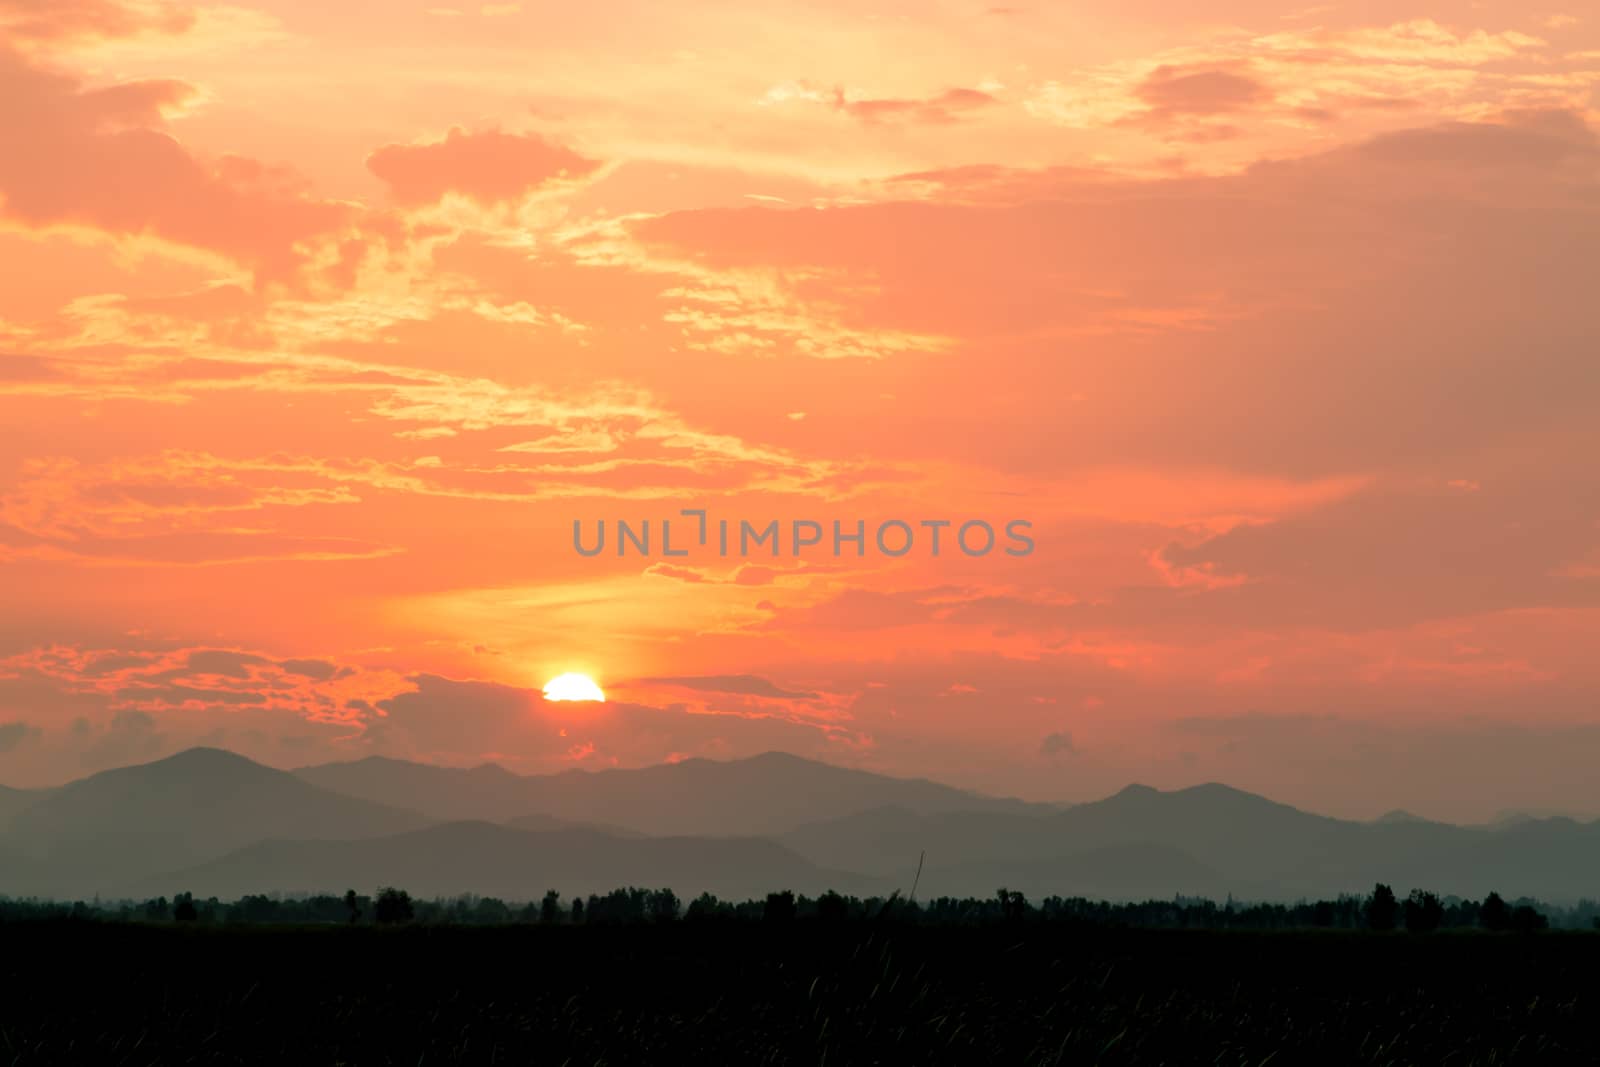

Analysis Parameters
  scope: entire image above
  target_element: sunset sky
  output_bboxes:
[2,0,1597,820]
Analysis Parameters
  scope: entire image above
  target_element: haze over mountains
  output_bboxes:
[3,750,426,893]
[0,784,49,826]
[3,748,1598,904]
[141,822,867,903]
[292,751,1049,834]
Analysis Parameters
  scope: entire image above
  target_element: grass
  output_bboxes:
[0,921,1594,1064]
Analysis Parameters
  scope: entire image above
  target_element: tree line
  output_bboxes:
[3,884,1598,931]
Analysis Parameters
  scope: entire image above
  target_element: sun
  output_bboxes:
[543,672,606,702]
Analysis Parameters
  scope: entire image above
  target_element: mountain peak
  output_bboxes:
[156,746,264,768]
[134,747,279,781]
[745,751,814,765]
[1174,782,1271,802]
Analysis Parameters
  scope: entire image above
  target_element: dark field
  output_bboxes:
[2,922,1595,1065]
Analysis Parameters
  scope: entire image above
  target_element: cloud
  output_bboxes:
[280,658,341,681]
[175,649,269,678]
[0,720,42,753]
[630,109,1599,481]
[366,127,601,206]
[0,450,407,566]
[76,708,165,768]
[773,589,939,631]
[0,0,194,44]
[641,675,820,700]
[642,560,821,587]
[363,673,850,770]
[832,86,998,125]
[1135,64,1270,117]
[1152,471,1600,630]
[643,562,708,583]
[1039,729,1076,756]
[1022,19,1571,154]
[1119,63,1271,140]
[0,49,357,280]
[0,642,408,729]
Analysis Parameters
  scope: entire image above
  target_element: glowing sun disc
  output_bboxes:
[543,673,605,702]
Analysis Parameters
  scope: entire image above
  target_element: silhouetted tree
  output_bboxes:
[1510,904,1548,934]
[647,888,680,923]
[473,896,511,923]
[1479,891,1510,932]
[173,892,198,922]
[763,890,797,923]
[1366,883,1398,931]
[374,887,414,925]
[571,897,585,924]
[235,894,280,923]
[540,890,562,924]
[586,888,652,924]
[1404,890,1443,933]
[997,888,1028,922]
[685,892,728,922]
[1446,897,1481,929]
[816,890,849,923]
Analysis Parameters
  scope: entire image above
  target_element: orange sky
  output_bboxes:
[1,0,1598,820]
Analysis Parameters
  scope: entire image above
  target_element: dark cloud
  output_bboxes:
[363,674,843,770]
[1134,65,1270,118]
[181,650,271,678]
[78,709,166,770]
[0,720,41,753]
[642,675,820,701]
[279,658,341,681]
[1040,730,1076,756]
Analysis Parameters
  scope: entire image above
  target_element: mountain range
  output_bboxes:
[3,747,1598,904]
[291,750,1049,834]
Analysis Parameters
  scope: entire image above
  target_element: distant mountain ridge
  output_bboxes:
[291,750,1053,835]
[3,748,426,897]
[137,821,873,902]
[779,782,1600,901]
[3,747,1599,904]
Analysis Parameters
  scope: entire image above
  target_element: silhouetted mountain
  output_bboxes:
[292,757,537,822]
[503,813,647,838]
[781,782,1600,902]
[137,821,874,902]
[3,748,427,896]
[9,749,1600,904]
[1489,807,1600,827]
[781,783,1317,887]
[1427,817,1600,900]
[293,751,1050,835]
